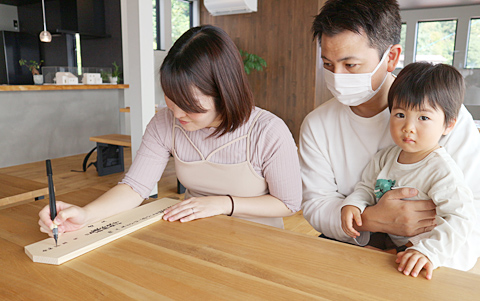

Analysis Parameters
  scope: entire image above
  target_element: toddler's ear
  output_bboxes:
[443,119,456,135]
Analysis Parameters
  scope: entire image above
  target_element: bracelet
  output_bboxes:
[226,195,234,216]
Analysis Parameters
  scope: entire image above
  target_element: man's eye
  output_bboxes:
[346,64,357,68]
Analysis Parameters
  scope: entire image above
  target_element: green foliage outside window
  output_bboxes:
[416,20,457,65]
[399,24,406,53]
[153,0,191,49]
[171,0,190,43]
[153,0,158,49]
[466,19,480,68]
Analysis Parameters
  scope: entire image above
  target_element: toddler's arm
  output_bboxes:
[396,249,434,280]
[341,205,362,238]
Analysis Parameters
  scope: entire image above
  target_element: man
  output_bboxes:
[300,0,480,271]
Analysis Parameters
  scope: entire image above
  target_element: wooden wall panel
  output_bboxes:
[200,0,324,142]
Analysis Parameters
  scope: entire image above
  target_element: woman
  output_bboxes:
[38,25,301,235]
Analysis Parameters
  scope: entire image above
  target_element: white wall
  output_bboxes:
[121,0,201,136]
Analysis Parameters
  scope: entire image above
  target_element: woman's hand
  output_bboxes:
[163,196,232,223]
[38,201,88,237]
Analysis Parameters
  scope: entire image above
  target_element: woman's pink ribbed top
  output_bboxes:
[121,106,302,212]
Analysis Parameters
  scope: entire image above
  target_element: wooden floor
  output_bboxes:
[0,148,320,237]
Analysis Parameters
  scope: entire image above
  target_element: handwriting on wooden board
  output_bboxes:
[25,198,180,265]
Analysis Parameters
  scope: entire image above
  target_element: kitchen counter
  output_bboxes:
[0,84,129,91]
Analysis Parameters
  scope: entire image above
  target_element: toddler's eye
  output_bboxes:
[420,116,430,121]
[395,113,405,118]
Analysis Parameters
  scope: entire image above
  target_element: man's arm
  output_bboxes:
[300,118,350,241]
[356,187,436,236]
[300,115,436,242]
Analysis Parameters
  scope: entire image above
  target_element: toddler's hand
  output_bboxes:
[396,249,434,280]
[341,205,362,238]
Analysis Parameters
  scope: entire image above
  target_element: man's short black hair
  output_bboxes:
[312,0,401,58]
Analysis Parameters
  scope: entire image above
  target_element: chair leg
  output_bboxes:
[177,180,186,194]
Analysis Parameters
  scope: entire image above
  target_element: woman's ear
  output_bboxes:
[387,44,402,72]
[443,118,457,135]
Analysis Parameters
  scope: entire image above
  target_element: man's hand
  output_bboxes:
[358,188,436,236]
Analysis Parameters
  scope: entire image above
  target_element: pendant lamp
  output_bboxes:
[39,0,52,42]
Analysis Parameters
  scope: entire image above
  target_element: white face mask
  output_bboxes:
[324,47,391,106]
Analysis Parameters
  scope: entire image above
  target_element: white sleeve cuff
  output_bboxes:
[353,231,371,246]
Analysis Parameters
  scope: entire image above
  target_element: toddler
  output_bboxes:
[341,62,475,280]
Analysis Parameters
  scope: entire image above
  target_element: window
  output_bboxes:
[397,23,407,68]
[153,0,193,50]
[466,18,480,68]
[400,5,480,119]
[415,20,457,65]
[75,33,82,75]
[153,0,160,50]
[171,0,192,43]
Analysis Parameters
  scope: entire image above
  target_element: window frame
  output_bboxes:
[465,18,480,69]
[401,4,480,70]
[415,19,458,66]
[154,0,199,51]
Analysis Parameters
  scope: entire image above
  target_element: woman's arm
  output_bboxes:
[39,184,144,236]
[162,194,292,222]
[39,111,172,236]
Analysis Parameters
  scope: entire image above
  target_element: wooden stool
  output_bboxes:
[88,134,186,194]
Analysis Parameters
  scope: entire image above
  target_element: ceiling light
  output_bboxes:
[39,0,52,43]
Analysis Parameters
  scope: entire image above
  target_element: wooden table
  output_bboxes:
[89,134,132,147]
[0,173,48,209]
[1,188,479,300]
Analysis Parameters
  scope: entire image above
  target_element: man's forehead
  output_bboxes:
[320,30,380,60]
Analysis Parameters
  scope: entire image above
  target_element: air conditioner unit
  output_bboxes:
[204,0,257,16]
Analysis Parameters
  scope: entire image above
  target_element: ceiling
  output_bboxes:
[398,0,480,9]
[1,0,480,10]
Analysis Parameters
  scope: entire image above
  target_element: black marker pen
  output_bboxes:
[46,160,58,246]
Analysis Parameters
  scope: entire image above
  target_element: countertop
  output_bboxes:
[0,84,129,91]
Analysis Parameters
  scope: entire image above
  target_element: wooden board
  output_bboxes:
[25,198,180,265]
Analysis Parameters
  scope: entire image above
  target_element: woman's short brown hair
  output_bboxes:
[160,25,254,136]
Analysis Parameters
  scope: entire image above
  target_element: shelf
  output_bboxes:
[0,84,129,92]
[120,106,159,113]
